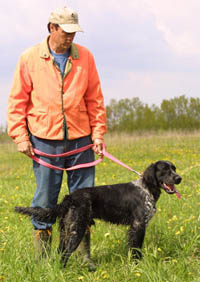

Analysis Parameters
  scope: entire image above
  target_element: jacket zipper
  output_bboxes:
[61,81,68,139]
[61,58,72,139]
[53,57,72,140]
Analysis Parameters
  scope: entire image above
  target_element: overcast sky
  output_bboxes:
[1,0,200,127]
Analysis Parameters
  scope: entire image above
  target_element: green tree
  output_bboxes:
[106,95,200,132]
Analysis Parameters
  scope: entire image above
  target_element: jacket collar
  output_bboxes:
[40,36,80,60]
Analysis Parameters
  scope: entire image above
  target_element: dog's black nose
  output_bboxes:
[175,176,182,184]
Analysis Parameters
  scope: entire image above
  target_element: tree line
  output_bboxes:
[1,95,200,141]
[106,95,200,132]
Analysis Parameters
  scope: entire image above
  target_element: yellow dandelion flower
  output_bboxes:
[135,273,141,277]
[104,232,110,238]
[157,248,162,252]
[101,271,109,279]
[176,231,180,235]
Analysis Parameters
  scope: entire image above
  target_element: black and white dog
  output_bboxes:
[15,160,181,267]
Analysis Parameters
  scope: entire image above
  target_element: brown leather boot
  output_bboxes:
[76,229,97,272]
[33,228,52,258]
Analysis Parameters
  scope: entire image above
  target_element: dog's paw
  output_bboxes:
[132,249,142,261]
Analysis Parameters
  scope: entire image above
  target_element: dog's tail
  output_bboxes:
[15,206,59,223]
[15,195,71,223]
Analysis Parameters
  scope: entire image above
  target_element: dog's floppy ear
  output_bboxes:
[142,163,158,187]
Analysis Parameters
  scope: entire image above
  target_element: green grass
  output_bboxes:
[0,132,200,281]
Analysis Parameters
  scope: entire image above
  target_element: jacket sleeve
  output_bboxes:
[7,54,33,144]
[84,52,107,141]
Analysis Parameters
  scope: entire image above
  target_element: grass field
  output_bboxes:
[0,132,200,281]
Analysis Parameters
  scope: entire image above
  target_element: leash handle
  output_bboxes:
[30,143,141,175]
[31,154,103,171]
[33,143,93,158]
[31,143,102,171]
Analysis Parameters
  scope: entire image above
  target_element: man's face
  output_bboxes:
[50,24,76,52]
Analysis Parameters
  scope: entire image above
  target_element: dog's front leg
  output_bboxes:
[128,221,146,260]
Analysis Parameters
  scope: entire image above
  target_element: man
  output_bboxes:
[7,6,106,271]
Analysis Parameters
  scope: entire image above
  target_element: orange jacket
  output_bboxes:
[7,37,107,144]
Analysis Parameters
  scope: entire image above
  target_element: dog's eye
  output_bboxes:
[171,166,176,172]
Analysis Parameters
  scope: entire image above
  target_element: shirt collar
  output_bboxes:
[40,36,80,60]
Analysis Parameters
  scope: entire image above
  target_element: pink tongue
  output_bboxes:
[176,191,181,199]
[168,184,181,199]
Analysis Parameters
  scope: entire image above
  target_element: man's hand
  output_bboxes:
[17,141,34,157]
[92,139,104,156]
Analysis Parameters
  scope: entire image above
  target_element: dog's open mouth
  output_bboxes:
[161,183,181,198]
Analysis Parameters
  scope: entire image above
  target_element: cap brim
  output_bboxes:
[59,24,83,33]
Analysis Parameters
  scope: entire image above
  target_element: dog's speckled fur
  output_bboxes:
[15,160,181,267]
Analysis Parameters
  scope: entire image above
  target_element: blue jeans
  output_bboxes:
[30,135,95,230]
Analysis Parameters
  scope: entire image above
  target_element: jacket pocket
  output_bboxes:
[79,99,87,112]
[27,109,48,134]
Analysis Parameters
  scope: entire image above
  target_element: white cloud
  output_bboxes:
[147,0,200,55]
[103,70,200,106]
[1,0,200,127]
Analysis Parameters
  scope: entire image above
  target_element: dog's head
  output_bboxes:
[142,160,182,200]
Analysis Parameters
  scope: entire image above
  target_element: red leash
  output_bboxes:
[30,143,141,176]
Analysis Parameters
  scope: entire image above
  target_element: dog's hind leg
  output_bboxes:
[60,228,86,267]
[58,205,91,267]
[128,220,146,260]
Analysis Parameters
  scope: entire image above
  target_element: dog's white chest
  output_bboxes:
[132,179,156,226]
[144,194,156,226]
